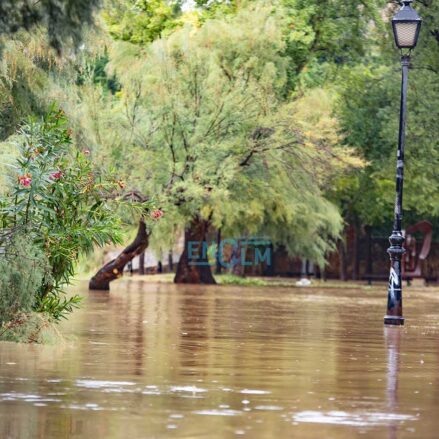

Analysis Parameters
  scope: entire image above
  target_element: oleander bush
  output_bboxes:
[0,108,126,338]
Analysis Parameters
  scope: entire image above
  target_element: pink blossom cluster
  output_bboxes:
[150,209,164,220]
[50,170,63,180]
[18,174,32,187]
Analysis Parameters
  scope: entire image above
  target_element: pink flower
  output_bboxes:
[83,149,90,155]
[18,174,32,187]
[150,209,164,220]
[50,170,63,180]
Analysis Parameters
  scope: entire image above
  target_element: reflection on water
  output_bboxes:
[1,281,439,438]
[386,327,401,439]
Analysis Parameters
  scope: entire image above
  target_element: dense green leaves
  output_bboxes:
[334,1,439,228]
[0,109,124,320]
[104,0,183,44]
[94,3,362,263]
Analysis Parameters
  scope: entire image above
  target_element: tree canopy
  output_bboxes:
[78,3,362,265]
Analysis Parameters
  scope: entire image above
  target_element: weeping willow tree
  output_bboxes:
[79,2,362,285]
[217,89,361,265]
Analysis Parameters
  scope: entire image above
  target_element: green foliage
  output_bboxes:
[7,0,434,274]
[284,0,384,62]
[36,294,82,322]
[0,234,51,326]
[76,49,122,94]
[0,0,102,53]
[333,1,439,228]
[103,0,238,46]
[0,36,51,139]
[193,0,238,20]
[101,0,384,93]
[97,3,363,263]
[0,109,124,321]
[279,0,384,90]
[393,1,439,221]
[0,31,94,140]
[103,0,183,44]
[332,64,395,226]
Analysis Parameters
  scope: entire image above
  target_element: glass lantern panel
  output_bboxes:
[394,22,418,48]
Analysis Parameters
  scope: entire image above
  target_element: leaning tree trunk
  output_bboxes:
[174,216,216,284]
[89,219,150,290]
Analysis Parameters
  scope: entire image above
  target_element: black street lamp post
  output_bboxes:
[385,0,422,326]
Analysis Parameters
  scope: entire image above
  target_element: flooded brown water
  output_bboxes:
[1,280,439,439]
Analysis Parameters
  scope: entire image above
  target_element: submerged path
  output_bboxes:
[1,281,439,438]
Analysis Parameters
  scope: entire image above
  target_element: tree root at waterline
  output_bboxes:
[174,215,216,284]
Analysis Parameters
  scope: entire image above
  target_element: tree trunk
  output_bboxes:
[89,219,150,290]
[174,216,216,284]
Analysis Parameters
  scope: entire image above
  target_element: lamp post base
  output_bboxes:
[384,316,405,326]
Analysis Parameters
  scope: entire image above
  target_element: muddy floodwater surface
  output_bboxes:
[1,281,439,439]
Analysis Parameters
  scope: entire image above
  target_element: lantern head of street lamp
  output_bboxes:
[392,0,422,50]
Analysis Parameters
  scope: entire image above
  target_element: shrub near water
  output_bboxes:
[0,109,128,341]
[0,234,57,343]
[0,235,50,326]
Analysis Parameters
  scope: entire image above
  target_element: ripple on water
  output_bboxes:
[169,414,184,419]
[193,409,243,416]
[293,410,417,427]
[170,386,207,393]
[62,403,104,411]
[239,389,271,395]
[0,392,62,403]
[75,380,136,392]
[254,405,284,411]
